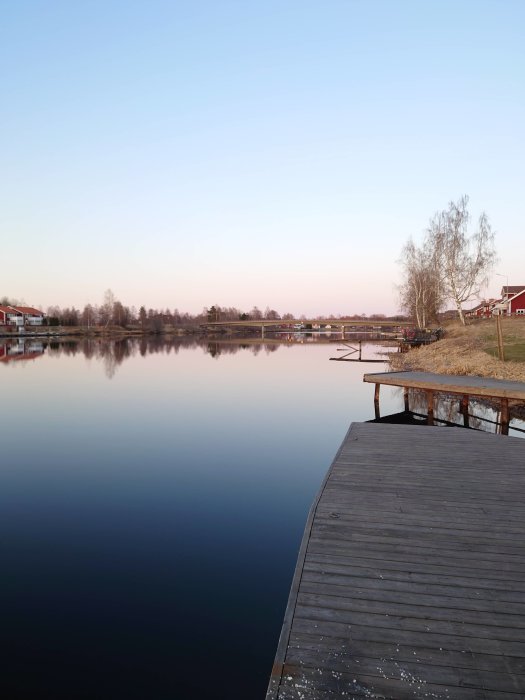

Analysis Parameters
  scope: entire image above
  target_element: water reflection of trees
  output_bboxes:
[5,335,396,377]
[46,337,135,378]
[33,336,302,377]
[205,341,280,358]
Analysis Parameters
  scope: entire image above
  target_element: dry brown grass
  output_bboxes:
[389,317,525,381]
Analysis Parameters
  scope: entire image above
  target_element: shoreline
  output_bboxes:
[389,317,525,382]
[0,325,211,339]
[388,318,525,421]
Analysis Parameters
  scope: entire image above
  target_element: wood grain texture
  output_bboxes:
[267,423,525,699]
[363,371,525,400]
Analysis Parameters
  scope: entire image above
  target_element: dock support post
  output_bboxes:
[341,324,345,340]
[426,390,434,426]
[359,340,362,361]
[460,395,470,428]
[404,387,409,412]
[374,383,380,419]
[261,324,265,339]
[501,398,509,436]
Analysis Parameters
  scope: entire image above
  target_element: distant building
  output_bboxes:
[496,287,525,316]
[0,305,45,327]
[501,285,525,301]
[465,299,499,318]
[467,286,525,317]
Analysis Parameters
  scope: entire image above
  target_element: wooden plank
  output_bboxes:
[277,661,525,700]
[267,422,525,699]
[289,631,525,674]
[303,557,525,590]
[284,646,525,694]
[300,571,525,607]
[291,616,525,658]
[363,370,525,400]
[296,591,525,629]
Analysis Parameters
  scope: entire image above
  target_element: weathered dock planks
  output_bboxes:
[267,422,525,699]
[363,371,525,400]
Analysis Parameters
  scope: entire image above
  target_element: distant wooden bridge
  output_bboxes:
[267,421,525,699]
[202,319,414,339]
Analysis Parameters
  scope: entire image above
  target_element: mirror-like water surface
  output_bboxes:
[1,337,400,699]
[1,337,520,698]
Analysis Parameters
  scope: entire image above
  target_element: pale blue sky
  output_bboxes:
[1,0,523,315]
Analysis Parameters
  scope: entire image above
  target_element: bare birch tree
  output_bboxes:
[399,239,443,328]
[428,196,496,325]
[99,289,116,327]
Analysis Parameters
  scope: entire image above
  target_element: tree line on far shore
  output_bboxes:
[1,290,407,331]
[7,195,496,332]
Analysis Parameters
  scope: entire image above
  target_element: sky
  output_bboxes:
[1,0,524,317]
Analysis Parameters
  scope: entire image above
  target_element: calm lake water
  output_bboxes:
[0,335,519,698]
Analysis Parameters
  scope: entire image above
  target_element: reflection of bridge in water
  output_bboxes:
[205,333,398,347]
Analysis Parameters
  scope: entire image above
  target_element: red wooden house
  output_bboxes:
[505,288,525,315]
[501,285,525,301]
[0,305,45,326]
[466,299,499,318]
[0,306,23,325]
[491,287,525,316]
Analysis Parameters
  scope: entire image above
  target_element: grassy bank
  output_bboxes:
[390,317,525,382]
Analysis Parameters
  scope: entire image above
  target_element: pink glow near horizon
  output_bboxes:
[3,3,523,318]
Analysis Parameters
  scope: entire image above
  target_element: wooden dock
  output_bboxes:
[363,371,525,433]
[267,422,525,699]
